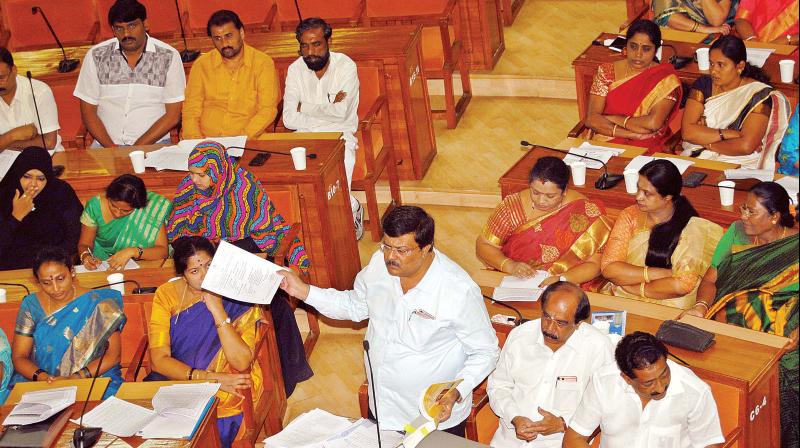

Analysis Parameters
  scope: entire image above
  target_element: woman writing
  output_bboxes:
[681,182,798,447]
[476,157,612,286]
[0,147,82,270]
[10,246,125,397]
[78,174,171,270]
[653,0,736,34]
[600,160,723,309]
[147,236,265,447]
[680,36,791,169]
[584,20,683,153]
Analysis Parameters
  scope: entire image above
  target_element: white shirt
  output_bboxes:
[570,360,725,448]
[282,52,359,148]
[73,36,185,145]
[305,249,499,431]
[488,320,614,448]
[0,75,63,151]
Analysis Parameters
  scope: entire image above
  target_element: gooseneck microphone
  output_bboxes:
[31,6,79,73]
[26,71,48,150]
[72,340,109,448]
[363,340,382,448]
[0,282,31,296]
[520,140,624,190]
[228,146,318,159]
[174,0,200,63]
[484,295,528,326]
[91,279,155,294]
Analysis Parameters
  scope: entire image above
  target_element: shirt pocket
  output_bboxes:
[401,314,444,351]
[553,379,580,413]
[647,424,682,448]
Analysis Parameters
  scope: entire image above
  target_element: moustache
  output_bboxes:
[385,260,400,269]
[122,37,135,44]
[542,330,559,341]
[222,46,234,52]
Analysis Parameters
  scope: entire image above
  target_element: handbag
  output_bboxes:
[655,320,716,352]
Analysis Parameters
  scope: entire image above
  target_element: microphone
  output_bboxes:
[228,146,318,159]
[174,0,200,63]
[362,340,382,448]
[520,140,623,190]
[484,295,528,326]
[26,71,48,150]
[31,7,79,73]
[91,279,155,294]
[72,340,109,448]
[0,282,31,296]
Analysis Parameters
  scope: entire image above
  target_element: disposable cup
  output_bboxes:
[128,150,146,174]
[718,180,736,207]
[0,289,5,304]
[570,161,587,187]
[624,169,639,194]
[696,48,710,71]
[290,147,307,170]
[779,59,795,84]
[106,273,125,295]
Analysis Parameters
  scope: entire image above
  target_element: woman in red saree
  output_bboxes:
[476,157,613,287]
[584,20,683,154]
[735,0,799,44]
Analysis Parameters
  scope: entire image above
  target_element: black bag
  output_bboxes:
[656,320,716,352]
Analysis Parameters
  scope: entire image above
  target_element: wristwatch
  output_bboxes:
[136,246,144,260]
[216,317,231,329]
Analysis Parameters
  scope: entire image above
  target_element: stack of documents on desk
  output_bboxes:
[71,382,219,439]
[745,48,775,68]
[563,142,625,169]
[74,259,140,274]
[492,271,549,302]
[724,169,774,181]
[264,409,404,448]
[625,155,694,174]
[143,136,246,171]
[2,387,76,426]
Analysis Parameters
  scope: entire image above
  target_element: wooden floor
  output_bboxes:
[284,0,626,424]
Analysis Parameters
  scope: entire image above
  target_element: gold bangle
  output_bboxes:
[691,21,699,32]
[643,266,650,283]
[640,282,648,299]
[695,301,710,311]
[623,116,631,128]
[612,124,618,137]
[499,258,513,273]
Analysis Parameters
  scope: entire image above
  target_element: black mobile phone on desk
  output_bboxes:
[683,171,707,187]
[248,152,271,167]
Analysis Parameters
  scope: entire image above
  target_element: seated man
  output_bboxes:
[278,205,499,436]
[488,281,613,447]
[0,48,62,151]
[74,0,185,148]
[282,18,362,237]
[563,331,725,448]
[182,10,279,140]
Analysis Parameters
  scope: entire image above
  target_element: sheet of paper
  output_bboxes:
[201,240,285,304]
[264,408,354,448]
[70,396,156,437]
[177,136,248,157]
[74,259,140,274]
[139,382,220,439]
[776,176,799,204]
[499,272,549,289]
[324,419,405,448]
[3,386,76,426]
[624,155,694,174]
[0,150,20,182]
[724,168,774,181]
[144,145,192,171]
[746,47,775,68]
[562,142,625,170]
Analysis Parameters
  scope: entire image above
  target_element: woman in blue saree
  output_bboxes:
[10,246,125,397]
[0,330,12,403]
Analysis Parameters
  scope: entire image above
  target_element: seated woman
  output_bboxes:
[681,182,798,447]
[600,160,723,309]
[147,236,266,447]
[10,246,125,397]
[476,157,612,286]
[0,330,12,404]
[78,174,171,270]
[680,36,791,170]
[166,141,312,396]
[653,0,736,34]
[778,105,799,176]
[0,147,82,270]
[584,20,682,153]
[735,0,798,44]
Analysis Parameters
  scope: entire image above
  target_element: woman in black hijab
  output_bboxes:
[0,147,83,270]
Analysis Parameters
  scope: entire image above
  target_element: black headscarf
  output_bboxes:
[0,147,83,270]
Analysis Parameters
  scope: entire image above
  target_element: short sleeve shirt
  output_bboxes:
[0,76,63,151]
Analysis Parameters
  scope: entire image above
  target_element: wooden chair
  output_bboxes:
[47,77,83,150]
[96,0,185,40]
[4,377,110,405]
[273,0,365,31]
[120,300,150,382]
[0,0,100,51]
[352,63,401,241]
[184,0,277,37]
[364,0,472,129]
[619,0,653,31]
[500,0,525,26]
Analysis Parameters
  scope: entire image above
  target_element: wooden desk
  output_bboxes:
[46,137,360,290]
[499,143,756,226]
[0,399,220,447]
[460,0,505,71]
[474,269,788,448]
[15,26,437,180]
[572,32,800,119]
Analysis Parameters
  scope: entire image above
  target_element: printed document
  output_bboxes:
[563,142,625,169]
[201,240,285,304]
[74,259,140,274]
[492,271,549,302]
[625,155,694,174]
[3,386,77,426]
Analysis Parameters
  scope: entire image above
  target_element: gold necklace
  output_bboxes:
[753,226,787,245]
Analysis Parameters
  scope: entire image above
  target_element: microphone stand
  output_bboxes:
[174,0,200,63]
[483,295,527,326]
[31,6,79,73]
[0,282,30,296]
[228,146,318,159]
[363,340,382,448]
[91,279,155,294]
[72,341,109,448]
[520,140,624,190]
[26,71,48,150]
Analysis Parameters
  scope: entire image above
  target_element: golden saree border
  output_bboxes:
[550,215,614,274]
[633,74,682,117]
[481,193,526,248]
[753,0,799,42]
[58,297,124,375]
[149,280,203,350]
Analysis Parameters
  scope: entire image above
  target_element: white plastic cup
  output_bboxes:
[106,273,125,295]
[570,161,587,187]
[593,320,611,335]
[0,289,6,304]
[624,169,639,194]
[779,59,796,84]
[290,147,307,170]
[656,46,663,62]
[718,180,736,207]
[696,48,710,71]
[128,150,146,174]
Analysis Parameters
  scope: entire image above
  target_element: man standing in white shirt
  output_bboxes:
[488,282,614,447]
[278,205,499,436]
[74,0,185,147]
[282,18,363,239]
[564,331,725,448]
[0,48,63,151]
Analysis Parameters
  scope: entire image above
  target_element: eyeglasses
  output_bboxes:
[109,200,134,215]
[542,312,572,329]
[379,243,420,257]
[739,204,763,219]
[112,22,140,34]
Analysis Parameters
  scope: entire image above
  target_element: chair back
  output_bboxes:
[276,0,361,23]
[120,301,148,381]
[356,65,381,119]
[97,0,184,39]
[48,78,82,148]
[185,0,274,33]
[365,0,449,18]
[2,0,99,50]
[4,377,110,405]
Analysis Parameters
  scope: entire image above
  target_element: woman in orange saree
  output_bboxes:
[584,20,683,154]
[735,0,799,44]
[476,157,613,287]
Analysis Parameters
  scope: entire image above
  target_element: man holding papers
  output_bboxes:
[487,282,614,447]
[279,205,500,436]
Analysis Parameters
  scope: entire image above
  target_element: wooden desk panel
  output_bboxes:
[572,32,800,120]
[460,0,505,71]
[15,26,437,181]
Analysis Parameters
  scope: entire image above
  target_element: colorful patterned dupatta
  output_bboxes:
[736,0,799,43]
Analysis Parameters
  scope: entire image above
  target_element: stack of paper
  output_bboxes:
[624,155,694,174]
[74,259,140,274]
[492,271,550,302]
[563,142,625,170]
[143,136,247,171]
[724,169,774,181]
[263,408,354,448]
[201,240,285,304]
[3,386,77,426]
[325,419,405,448]
[745,48,775,68]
